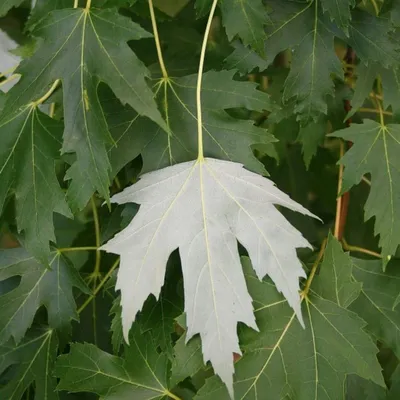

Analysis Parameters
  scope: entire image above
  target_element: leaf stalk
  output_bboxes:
[58,246,99,253]
[196,0,219,160]
[31,79,60,107]
[90,196,102,279]
[358,107,392,117]
[301,238,327,299]
[342,239,382,259]
[148,0,168,79]
[0,74,19,88]
[165,390,183,400]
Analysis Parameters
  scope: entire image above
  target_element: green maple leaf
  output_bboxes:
[264,0,343,123]
[140,255,183,359]
[389,366,400,399]
[331,120,400,262]
[350,258,400,359]
[338,10,400,67]
[219,0,268,54]
[347,62,400,119]
[0,0,24,17]
[320,0,355,33]
[108,256,183,357]
[110,70,276,175]
[195,255,384,399]
[27,0,71,30]
[297,115,327,168]
[312,233,361,307]
[56,326,177,399]
[347,375,387,400]
[392,0,400,27]
[170,316,204,388]
[2,7,167,209]
[0,328,58,400]
[195,0,267,53]
[109,295,123,354]
[224,41,269,74]
[0,106,71,263]
[0,248,89,344]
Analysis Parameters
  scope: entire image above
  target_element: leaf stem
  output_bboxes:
[362,176,371,186]
[376,96,385,127]
[301,238,327,298]
[369,92,383,101]
[0,65,18,79]
[73,0,79,7]
[85,0,92,9]
[90,196,101,278]
[78,258,120,314]
[165,390,183,400]
[370,0,380,15]
[334,141,344,239]
[0,74,19,88]
[342,238,382,259]
[148,0,168,78]
[196,0,219,160]
[32,79,60,107]
[358,107,392,117]
[58,246,99,253]
[49,103,56,118]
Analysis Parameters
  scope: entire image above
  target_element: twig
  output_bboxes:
[334,141,345,239]
[342,239,382,259]
[301,239,327,298]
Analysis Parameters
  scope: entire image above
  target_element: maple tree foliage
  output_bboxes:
[1,0,400,399]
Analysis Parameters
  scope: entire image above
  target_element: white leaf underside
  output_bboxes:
[101,157,317,396]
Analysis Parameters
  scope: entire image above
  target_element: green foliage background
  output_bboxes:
[0,0,400,399]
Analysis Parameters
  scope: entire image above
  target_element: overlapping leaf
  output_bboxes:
[2,6,166,210]
[224,41,268,74]
[331,120,400,262]
[0,106,71,262]
[171,329,203,388]
[347,62,400,119]
[56,326,176,400]
[0,0,24,17]
[312,233,361,307]
[105,70,276,175]
[264,0,343,123]
[0,28,20,94]
[196,250,384,399]
[219,0,268,54]
[320,0,355,33]
[0,247,88,344]
[0,328,58,400]
[350,258,400,358]
[27,0,71,30]
[342,10,400,67]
